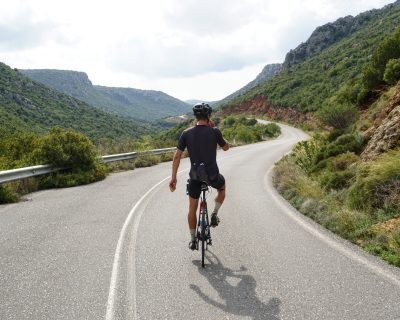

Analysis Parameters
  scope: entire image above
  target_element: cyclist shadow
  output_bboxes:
[190,251,281,320]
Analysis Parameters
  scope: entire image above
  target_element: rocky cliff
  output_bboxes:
[362,82,400,160]
[284,0,400,68]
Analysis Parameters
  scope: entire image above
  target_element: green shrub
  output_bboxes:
[327,129,346,142]
[326,208,371,241]
[36,127,107,188]
[365,228,400,266]
[235,125,257,143]
[0,132,41,169]
[256,123,281,138]
[40,165,107,188]
[383,58,400,85]
[220,117,279,144]
[362,27,400,90]
[391,226,400,255]
[223,116,236,127]
[347,149,400,211]
[316,102,359,129]
[134,154,160,168]
[291,137,323,174]
[0,185,19,203]
[37,127,98,169]
[320,170,355,190]
[318,133,364,160]
[331,152,360,170]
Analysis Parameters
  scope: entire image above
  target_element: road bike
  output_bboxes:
[196,181,212,268]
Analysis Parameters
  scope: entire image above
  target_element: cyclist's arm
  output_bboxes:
[170,149,183,188]
[215,128,229,151]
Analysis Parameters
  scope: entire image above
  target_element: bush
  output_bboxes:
[320,170,355,190]
[0,132,41,169]
[347,149,400,211]
[362,27,400,90]
[220,117,280,145]
[223,116,236,127]
[326,208,371,241]
[235,125,257,143]
[317,133,364,160]
[291,137,323,174]
[331,152,360,171]
[256,123,281,138]
[0,185,19,203]
[383,58,400,85]
[35,127,107,188]
[316,102,359,129]
[37,127,98,169]
[40,165,107,188]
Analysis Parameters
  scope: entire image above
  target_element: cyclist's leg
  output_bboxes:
[210,174,225,226]
[187,180,201,246]
[188,196,199,231]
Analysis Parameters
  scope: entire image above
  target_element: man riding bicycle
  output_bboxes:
[169,103,230,250]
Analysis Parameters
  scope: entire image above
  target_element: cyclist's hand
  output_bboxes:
[169,178,177,192]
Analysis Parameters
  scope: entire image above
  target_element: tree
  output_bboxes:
[383,58,400,85]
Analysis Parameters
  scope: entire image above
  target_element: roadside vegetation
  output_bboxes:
[0,116,280,204]
[273,27,400,266]
[219,116,280,145]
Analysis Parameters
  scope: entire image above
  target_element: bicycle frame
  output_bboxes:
[196,183,212,267]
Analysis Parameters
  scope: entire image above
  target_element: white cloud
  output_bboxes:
[0,0,396,101]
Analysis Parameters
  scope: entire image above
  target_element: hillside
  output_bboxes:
[0,62,151,141]
[20,69,191,121]
[220,0,400,115]
[216,63,282,106]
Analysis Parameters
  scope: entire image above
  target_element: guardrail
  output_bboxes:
[0,147,176,184]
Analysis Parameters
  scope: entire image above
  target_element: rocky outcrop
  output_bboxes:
[362,84,400,160]
[361,105,400,160]
[284,1,400,68]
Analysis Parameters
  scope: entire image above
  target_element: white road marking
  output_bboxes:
[105,171,186,320]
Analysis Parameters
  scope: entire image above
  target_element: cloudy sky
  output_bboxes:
[0,0,395,101]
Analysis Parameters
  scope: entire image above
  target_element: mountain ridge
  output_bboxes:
[0,62,151,140]
[20,69,191,122]
[283,0,400,67]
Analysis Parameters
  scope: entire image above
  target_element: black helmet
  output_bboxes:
[193,103,212,117]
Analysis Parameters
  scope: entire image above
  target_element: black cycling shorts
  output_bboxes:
[187,174,225,199]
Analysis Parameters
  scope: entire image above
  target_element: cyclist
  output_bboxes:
[169,103,230,250]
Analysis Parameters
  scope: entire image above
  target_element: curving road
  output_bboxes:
[1,123,400,320]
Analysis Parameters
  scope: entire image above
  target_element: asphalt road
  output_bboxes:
[1,123,400,320]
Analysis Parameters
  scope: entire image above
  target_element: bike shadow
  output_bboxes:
[191,251,281,320]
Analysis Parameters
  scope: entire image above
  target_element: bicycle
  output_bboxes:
[196,181,212,268]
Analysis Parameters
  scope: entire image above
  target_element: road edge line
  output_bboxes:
[265,165,400,288]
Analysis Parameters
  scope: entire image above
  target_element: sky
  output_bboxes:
[0,0,396,101]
